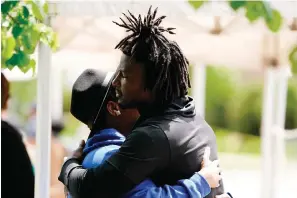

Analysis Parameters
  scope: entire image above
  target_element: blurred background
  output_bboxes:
[2,1,297,198]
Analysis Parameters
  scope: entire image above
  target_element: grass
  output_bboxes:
[60,112,297,159]
[215,127,297,159]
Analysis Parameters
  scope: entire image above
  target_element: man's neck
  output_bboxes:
[136,99,172,118]
[105,117,131,137]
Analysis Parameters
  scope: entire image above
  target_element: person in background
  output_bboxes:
[65,69,224,198]
[22,106,67,198]
[50,120,67,198]
[1,72,35,198]
[24,103,37,144]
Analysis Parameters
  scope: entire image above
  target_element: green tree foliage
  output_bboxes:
[1,0,58,73]
[289,46,297,74]
[188,0,297,74]
[202,67,297,136]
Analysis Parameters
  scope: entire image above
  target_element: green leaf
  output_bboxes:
[289,46,297,74]
[6,53,20,66]
[2,36,15,60]
[1,1,19,15]
[16,12,29,25]
[229,0,246,11]
[21,34,33,53]
[262,1,273,21]
[245,1,264,22]
[22,6,30,18]
[265,9,282,32]
[29,59,36,75]
[34,23,48,33]
[43,2,49,14]
[5,50,30,68]
[18,51,30,67]
[31,1,44,21]
[245,10,260,22]
[19,57,35,73]
[12,24,24,38]
[20,65,31,73]
[21,28,40,54]
[39,26,58,48]
[49,32,59,51]
[188,0,206,10]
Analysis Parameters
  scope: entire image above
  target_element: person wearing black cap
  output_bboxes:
[64,69,225,198]
[59,7,225,198]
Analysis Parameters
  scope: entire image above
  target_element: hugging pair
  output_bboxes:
[65,69,232,198]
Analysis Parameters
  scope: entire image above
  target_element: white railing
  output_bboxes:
[285,128,297,141]
[261,66,292,198]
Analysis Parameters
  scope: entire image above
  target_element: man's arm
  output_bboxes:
[123,148,223,198]
[59,125,170,198]
[123,173,211,198]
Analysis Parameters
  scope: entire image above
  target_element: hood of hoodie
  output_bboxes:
[165,96,196,118]
[83,128,125,154]
[134,96,196,128]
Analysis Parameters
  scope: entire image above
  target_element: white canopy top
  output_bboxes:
[51,1,297,72]
[4,1,297,80]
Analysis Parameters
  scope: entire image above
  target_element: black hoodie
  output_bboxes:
[59,96,224,198]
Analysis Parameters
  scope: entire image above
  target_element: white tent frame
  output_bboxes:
[34,2,294,198]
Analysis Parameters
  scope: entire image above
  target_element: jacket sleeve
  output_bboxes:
[1,122,35,198]
[123,173,211,198]
[58,125,170,198]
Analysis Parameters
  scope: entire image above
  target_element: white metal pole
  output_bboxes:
[192,64,206,118]
[260,67,276,198]
[35,16,52,198]
[51,66,63,120]
[271,66,291,198]
[274,66,291,128]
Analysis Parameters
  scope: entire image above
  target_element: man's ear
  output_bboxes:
[106,101,121,116]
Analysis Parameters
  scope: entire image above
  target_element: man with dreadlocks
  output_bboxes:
[59,7,224,198]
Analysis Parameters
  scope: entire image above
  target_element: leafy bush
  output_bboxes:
[188,66,237,129]
[235,79,297,136]
[235,84,263,136]
[189,66,297,136]
[285,79,297,129]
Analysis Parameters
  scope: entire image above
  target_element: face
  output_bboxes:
[112,54,152,109]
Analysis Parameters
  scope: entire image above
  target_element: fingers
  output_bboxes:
[203,146,210,162]
[212,159,219,166]
[217,174,222,181]
[203,146,211,167]
[210,160,222,174]
[78,140,86,148]
[209,160,220,169]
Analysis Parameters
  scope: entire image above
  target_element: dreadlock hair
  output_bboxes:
[113,6,191,105]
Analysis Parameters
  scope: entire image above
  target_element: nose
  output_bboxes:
[112,72,120,87]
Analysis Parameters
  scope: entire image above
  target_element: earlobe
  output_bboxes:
[106,101,121,117]
[115,110,121,116]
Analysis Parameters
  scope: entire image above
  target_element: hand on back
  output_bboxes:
[198,147,222,188]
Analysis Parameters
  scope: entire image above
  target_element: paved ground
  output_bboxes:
[219,153,297,198]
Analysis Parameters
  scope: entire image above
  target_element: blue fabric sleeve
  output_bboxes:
[122,173,211,198]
